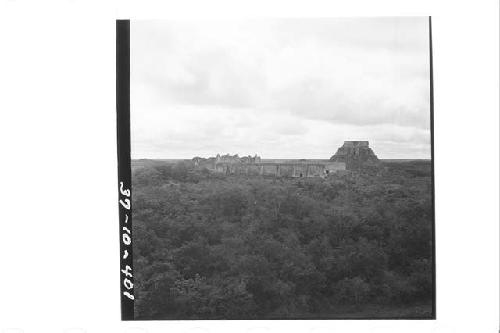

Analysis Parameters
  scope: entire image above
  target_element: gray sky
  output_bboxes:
[131,18,430,159]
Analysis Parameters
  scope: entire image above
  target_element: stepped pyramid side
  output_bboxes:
[330,141,379,170]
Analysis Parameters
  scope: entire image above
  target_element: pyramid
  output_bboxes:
[330,141,379,170]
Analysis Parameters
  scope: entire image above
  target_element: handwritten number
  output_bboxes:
[123,291,134,300]
[119,198,130,210]
[119,181,131,197]
[119,180,133,301]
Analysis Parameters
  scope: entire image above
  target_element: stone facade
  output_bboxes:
[194,154,346,178]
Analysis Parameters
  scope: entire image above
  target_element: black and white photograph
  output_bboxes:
[121,17,435,320]
[1,0,500,332]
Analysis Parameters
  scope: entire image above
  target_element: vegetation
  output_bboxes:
[132,160,434,319]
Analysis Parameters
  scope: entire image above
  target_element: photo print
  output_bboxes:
[117,17,435,320]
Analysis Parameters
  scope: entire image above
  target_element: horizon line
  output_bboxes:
[131,157,432,160]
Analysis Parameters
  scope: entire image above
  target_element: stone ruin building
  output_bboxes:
[192,154,261,169]
[330,141,380,170]
[215,154,261,164]
[192,141,379,178]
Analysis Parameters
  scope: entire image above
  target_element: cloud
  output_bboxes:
[131,18,431,159]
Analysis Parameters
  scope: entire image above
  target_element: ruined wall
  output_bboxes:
[290,164,305,177]
[324,162,346,173]
[262,164,278,176]
[247,164,261,176]
[208,161,346,178]
[279,164,294,177]
[307,164,323,177]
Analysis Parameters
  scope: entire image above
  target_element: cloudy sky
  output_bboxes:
[131,18,430,159]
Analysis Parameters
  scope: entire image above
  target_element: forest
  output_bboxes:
[131,160,434,319]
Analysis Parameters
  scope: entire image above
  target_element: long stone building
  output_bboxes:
[193,155,345,178]
[192,141,378,178]
[213,159,346,177]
